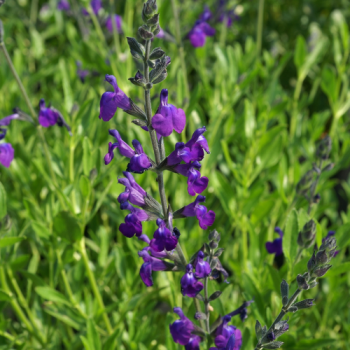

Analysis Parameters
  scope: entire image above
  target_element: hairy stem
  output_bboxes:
[78,238,113,335]
[204,277,210,333]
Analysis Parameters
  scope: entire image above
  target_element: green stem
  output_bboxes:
[69,137,77,212]
[109,0,121,57]
[79,238,113,335]
[204,277,210,333]
[170,0,190,103]
[0,330,22,346]
[307,160,323,215]
[256,0,265,57]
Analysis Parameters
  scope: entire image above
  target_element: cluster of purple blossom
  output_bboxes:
[0,100,70,168]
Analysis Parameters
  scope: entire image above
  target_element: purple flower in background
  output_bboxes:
[150,218,178,252]
[179,195,215,230]
[76,61,89,83]
[138,249,168,287]
[217,1,240,27]
[169,307,195,345]
[194,251,211,278]
[151,89,186,137]
[106,15,122,33]
[0,143,14,168]
[214,315,242,350]
[188,20,215,48]
[58,0,70,11]
[0,113,19,140]
[99,74,131,122]
[227,300,254,322]
[210,334,237,350]
[38,99,59,127]
[181,264,204,297]
[323,231,339,257]
[156,27,165,39]
[185,336,201,350]
[265,227,283,256]
[105,130,152,173]
[119,202,149,238]
[200,6,212,21]
[82,0,101,16]
[118,171,146,207]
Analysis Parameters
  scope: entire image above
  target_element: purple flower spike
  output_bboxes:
[127,140,152,174]
[151,89,186,137]
[119,202,149,238]
[138,249,167,287]
[180,195,215,230]
[185,336,201,350]
[150,218,178,252]
[118,171,146,207]
[38,99,59,127]
[58,0,70,11]
[227,300,254,322]
[99,74,131,122]
[169,307,195,346]
[188,21,215,48]
[265,227,283,256]
[106,15,122,33]
[214,316,242,350]
[194,251,211,278]
[0,143,14,168]
[181,264,204,297]
[187,167,209,196]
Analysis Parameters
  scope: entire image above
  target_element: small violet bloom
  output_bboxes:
[169,307,195,346]
[180,195,215,230]
[323,231,339,257]
[105,130,152,173]
[138,249,167,287]
[214,315,242,350]
[167,127,210,166]
[76,61,89,83]
[57,0,70,11]
[99,74,131,122]
[138,234,168,259]
[118,171,146,207]
[227,300,254,322]
[185,336,201,350]
[194,251,211,278]
[181,264,204,297]
[188,20,215,48]
[0,113,19,140]
[150,218,178,252]
[38,99,71,133]
[82,0,101,16]
[0,143,14,168]
[106,15,122,33]
[210,334,237,350]
[200,6,212,21]
[151,89,186,137]
[265,227,283,257]
[119,202,148,238]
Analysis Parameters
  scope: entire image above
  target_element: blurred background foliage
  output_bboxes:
[0,0,350,349]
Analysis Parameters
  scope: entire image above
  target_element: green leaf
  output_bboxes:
[327,262,350,277]
[290,338,335,349]
[79,175,91,198]
[0,236,26,248]
[53,211,82,243]
[31,221,51,239]
[0,289,12,301]
[20,270,46,287]
[320,66,337,104]
[0,181,6,220]
[283,209,299,264]
[80,336,92,350]
[83,137,93,177]
[44,308,81,329]
[244,98,255,139]
[294,35,307,69]
[35,286,71,306]
[103,328,121,350]
[87,319,101,350]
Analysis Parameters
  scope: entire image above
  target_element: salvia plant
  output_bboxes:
[0,0,348,349]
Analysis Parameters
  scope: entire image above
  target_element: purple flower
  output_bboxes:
[181,264,204,297]
[118,171,146,207]
[99,75,131,122]
[200,6,212,21]
[187,167,209,196]
[82,0,101,16]
[180,195,216,230]
[265,227,283,257]
[323,231,339,257]
[38,99,59,127]
[106,15,122,33]
[76,61,89,83]
[214,316,242,350]
[156,27,165,39]
[105,130,152,173]
[149,218,178,252]
[194,251,211,278]
[210,334,237,350]
[0,143,14,168]
[138,249,168,287]
[210,257,229,283]
[219,10,240,27]
[185,336,201,350]
[151,89,186,137]
[188,21,215,48]
[0,113,19,140]
[169,307,195,346]
[167,127,210,166]
[57,0,70,11]
[138,235,168,258]
[119,202,149,238]
[227,300,254,322]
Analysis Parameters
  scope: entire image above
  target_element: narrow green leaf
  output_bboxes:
[83,137,93,177]
[87,319,101,350]
[53,211,82,243]
[294,35,307,69]
[283,209,299,264]
[244,98,255,139]
[0,181,6,220]
[79,175,91,198]
[35,286,71,306]
[0,236,26,248]
[0,289,12,301]
[44,308,81,329]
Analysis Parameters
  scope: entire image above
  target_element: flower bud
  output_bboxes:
[307,252,316,272]
[146,13,159,26]
[296,170,315,197]
[173,227,181,239]
[129,70,147,88]
[316,135,332,160]
[315,249,328,265]
[209,229,221,242]
[322,163,334,172]
[296,274,309,290]
[313,264,332,277]
[142,0,158,21]
[153,24,161,36]
[298,220,316,249]
[149,47,165,60]
[209,240,218,249]
[293,299,314,309]
[138,25,154,40]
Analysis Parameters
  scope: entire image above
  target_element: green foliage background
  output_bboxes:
[0,0,350,349]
